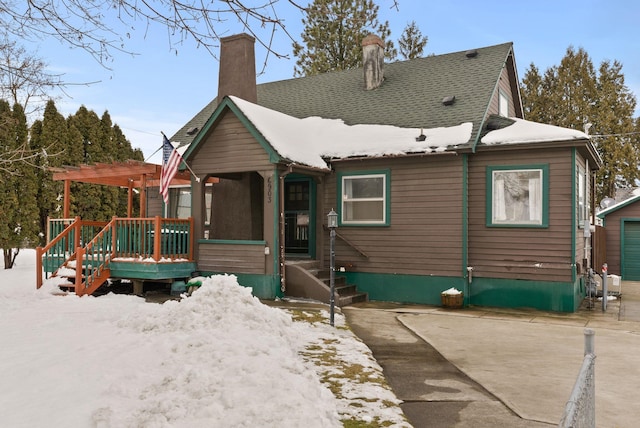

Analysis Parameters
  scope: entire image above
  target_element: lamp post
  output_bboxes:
[327,209,338,327]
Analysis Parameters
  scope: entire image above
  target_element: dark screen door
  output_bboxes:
[284,180,311,255]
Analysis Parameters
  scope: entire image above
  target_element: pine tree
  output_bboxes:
[521,46,639,202]
[29,100,69,243]
[66,107,101,220]
[592,60,639,200]
[520,63,550,123]
[0,101,39,268]
[398,21,427,60]
[293,0,395,77]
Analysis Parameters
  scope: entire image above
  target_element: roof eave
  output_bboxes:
[476,137,600,167]
[182,96,282,165]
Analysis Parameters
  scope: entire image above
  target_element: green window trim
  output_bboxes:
[486,164,549,228]
[576,164,590,229]
[337,169,391,226]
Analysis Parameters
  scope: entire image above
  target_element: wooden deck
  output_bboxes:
[37,216,196,295]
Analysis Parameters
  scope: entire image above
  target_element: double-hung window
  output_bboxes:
[577,166,589,227]
[338,171,390,226]
[487,165,549,227]
[169,187,192,218]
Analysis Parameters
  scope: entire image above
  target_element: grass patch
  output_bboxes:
[288,308,411,427]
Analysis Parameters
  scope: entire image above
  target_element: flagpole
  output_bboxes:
[160,131,201,183]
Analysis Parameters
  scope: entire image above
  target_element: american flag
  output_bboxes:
[159,135,183,205]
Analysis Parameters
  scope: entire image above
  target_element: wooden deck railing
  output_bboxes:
[111,217,194,261]
[37,217,81,288]
[46,217,108,248]
[37,216,195,291]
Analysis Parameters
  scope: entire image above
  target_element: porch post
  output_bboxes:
[63,179,71,218]
[36,246,43,288]
[127,179,134,218]
[139,174,147,217]
[73,216,81,251]
[75,245,84,296]
[191,175,204,261]
[153,215,161,261]
[189,217,195,261]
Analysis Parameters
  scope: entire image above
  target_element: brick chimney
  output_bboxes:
[218,33,257,103]
[362,34,384,90]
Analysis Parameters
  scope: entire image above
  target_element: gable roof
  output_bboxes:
[183,96,474,170]
[184,95,596,171]
[171,42,517,151]
[597,194,640,218]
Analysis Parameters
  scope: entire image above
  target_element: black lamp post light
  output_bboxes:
[327,209,338,327]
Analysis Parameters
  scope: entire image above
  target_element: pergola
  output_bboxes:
[51,160,193,218]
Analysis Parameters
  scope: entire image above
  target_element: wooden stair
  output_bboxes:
[50,257,111,296]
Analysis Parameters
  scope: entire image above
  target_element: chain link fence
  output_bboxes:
[558,329,596,428]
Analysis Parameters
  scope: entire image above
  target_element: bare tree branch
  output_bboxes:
[0,1,307,67]
[0,35,100,117]
[0,140,62,179]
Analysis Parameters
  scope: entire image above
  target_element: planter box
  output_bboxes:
[441,293,463,308]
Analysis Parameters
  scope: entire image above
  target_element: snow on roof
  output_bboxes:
[597,193,640,217]
[230,96,473,169]
[481,117,589,145]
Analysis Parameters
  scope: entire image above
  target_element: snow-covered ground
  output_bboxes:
[0,249,410,427]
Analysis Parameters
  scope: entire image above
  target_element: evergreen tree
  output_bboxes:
[29,100,68,244]
[592,60,639,199]
[520,63,550,123]
[398,21,427,60]
[293,0,395,76]
[521,46,639,202]
[67,106,106,220]
[0,101,39,268]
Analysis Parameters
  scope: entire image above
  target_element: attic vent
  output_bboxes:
[186,127,199,135]
[465,49,478,58]
[442,95,456,106]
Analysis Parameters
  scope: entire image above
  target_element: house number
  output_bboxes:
[267,177,272,203]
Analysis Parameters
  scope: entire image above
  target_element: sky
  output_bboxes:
[21,0,640,164]
[0,249,410,427]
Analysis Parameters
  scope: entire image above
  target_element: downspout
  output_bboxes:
[462,154,471,306]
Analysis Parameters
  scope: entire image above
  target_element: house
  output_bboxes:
[597,193,640,280]
[36,34,600,312]
[132,33,601,312]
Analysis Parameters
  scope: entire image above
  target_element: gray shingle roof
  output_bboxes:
[171,42,514,151]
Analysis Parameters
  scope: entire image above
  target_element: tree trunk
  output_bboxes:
[3,248,19,269]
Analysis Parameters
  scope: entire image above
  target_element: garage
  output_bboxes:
[622,220,640,280]
[598,194,640,279]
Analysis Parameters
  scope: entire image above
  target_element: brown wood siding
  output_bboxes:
[197,242,266,274]
[189,111,273,175]
[593,225,606,272]
[488,67,516,117]
[322,155,463,277]
[468,148,574,282]
[602,202,640,276]
[604,214,622,275]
